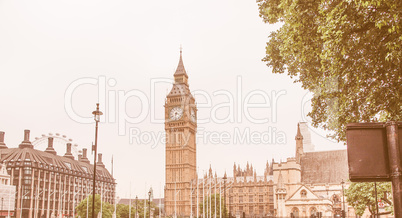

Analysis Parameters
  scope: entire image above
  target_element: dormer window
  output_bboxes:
[64,162,72,170]
[301,190,307,198]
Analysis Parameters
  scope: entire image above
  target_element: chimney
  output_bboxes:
[80,148,90,164]
[19,130,33,149]
[78,154,82,162]
[64,143,74,160]
[0,131,7,149]
[97,153,105,168]
[45,137,57,155]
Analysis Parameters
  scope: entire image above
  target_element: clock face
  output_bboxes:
[190,109,196,122]
[169,107,183,120]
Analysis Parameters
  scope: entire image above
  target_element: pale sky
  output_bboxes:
[0,0,344,199]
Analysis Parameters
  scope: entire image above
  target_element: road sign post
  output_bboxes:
[385,122,402,217]
[346,121,402,217]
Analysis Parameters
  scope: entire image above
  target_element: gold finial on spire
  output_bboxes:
[180,44,182,54]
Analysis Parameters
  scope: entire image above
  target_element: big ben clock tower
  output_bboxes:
[165,49,197,217]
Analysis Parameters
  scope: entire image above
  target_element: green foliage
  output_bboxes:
[116,199,160,218]
[75,194,114,218]
[75,195,160,218]
[345,182,392,216]
[116,204,136,218]
[199,194,227,218]
[257,0,402,141]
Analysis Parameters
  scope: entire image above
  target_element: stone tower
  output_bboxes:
[295,123,304,163]
[164,49,197,217]
[276,172,287,217]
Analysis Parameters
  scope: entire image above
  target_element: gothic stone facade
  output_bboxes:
[189,164,275,218]
[273,123,353,218]
[164,52,351,218]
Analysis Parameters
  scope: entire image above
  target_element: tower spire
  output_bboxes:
[295,122,304,163]
[174,47,188,78]
[295,123,303,140]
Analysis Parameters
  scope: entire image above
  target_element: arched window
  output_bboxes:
[291,207,299,218]
[300,189,307,198]
[310,207,317,217]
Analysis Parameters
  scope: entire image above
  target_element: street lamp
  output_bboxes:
[341,180,346,218]
[223,172,227,218]
[92,103,103,218]
[148,188,153,218]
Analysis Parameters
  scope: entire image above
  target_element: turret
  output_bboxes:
[233,162,237,178]
[209,165,213,177]
[295,123,304,163]
[276,171,287,217]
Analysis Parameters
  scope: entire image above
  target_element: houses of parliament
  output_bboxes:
[164,51,353,217]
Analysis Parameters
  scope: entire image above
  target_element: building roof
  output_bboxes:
[0,147,114,182]
[167,83,193,98]
[173,50,188,77]
[301,150,348,184]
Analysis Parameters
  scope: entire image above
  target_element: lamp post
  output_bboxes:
[223,173,227,218]
[92,103,103,218]
[341,180,346,218]
[148,190,151,218]
[148,188,153,218]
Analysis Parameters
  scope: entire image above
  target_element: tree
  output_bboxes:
[257,0,402,141]
[345,182,392,216]
[75,194,114,218]
[199,194,227,218]
[116,199,160,218]
[116,204,135,218]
